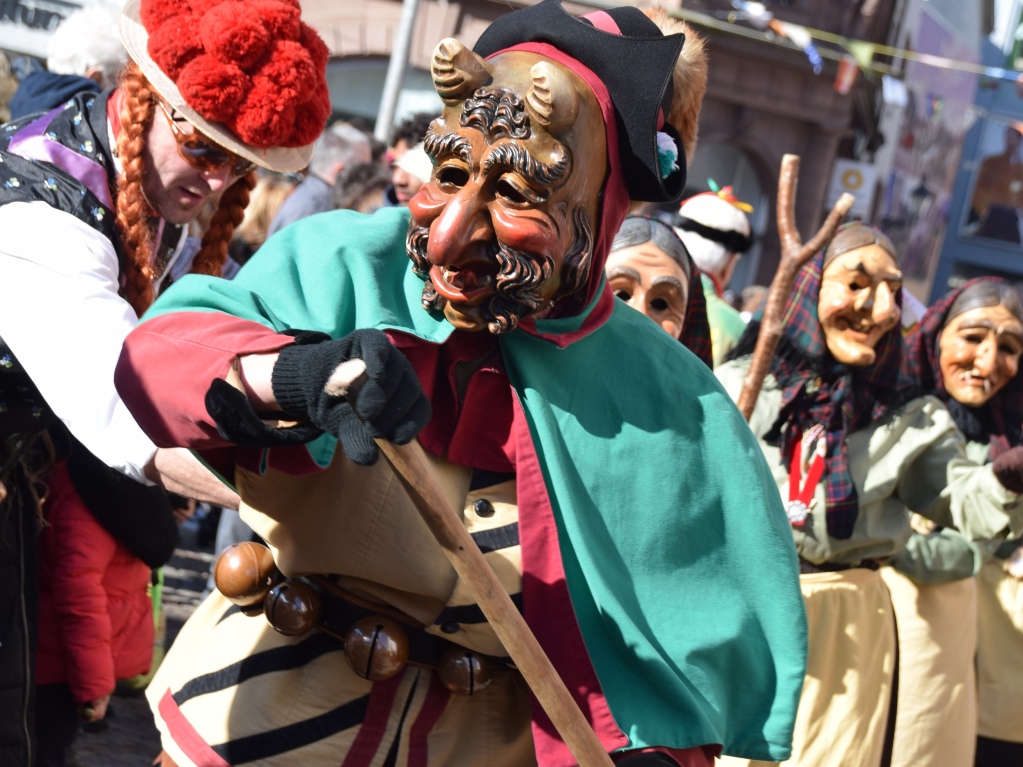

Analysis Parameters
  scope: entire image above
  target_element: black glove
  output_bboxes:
[993,445,1023,495]
[271,329,431,466]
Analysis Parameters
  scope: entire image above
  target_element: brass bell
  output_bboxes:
[437,646,494,696]
[214,541,278,609]
[343,616,409,681]
[263,580,321,636]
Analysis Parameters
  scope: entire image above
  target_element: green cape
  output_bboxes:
[146,206,806,760]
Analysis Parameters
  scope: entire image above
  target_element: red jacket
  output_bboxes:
[36,462,154,703]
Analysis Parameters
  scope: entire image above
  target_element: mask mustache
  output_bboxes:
[405,222,556,334]
[405,206,595,334]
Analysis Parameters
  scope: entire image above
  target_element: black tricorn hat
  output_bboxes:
[473,0,687,203]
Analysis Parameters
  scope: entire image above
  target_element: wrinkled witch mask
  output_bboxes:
[406,40,608,334]
[938,284,1023,408]
[817,244,902,367]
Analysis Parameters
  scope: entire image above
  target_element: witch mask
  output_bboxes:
[817,226,902,367]
[939,282,1023,407]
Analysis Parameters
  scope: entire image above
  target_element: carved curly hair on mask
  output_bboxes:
[116,61,255,318]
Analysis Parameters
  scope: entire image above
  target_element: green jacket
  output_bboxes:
[716,356,1023,565]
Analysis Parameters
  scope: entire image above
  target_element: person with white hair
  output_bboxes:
[266,121,373,237]
[674,187,754,365]
[9,0,128,119]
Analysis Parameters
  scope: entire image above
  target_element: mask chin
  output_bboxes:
[827,336,878,367]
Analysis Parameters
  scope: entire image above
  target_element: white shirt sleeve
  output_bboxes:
[0,201,157,482]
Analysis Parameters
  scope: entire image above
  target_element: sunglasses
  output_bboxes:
[158,100,257,178]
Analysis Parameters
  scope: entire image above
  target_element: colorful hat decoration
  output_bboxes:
[119,0,331,172]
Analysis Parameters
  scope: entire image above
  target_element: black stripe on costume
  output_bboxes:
[434,592,523,626]
[211,695,370,764]
[470,522,519,553]
[172,632,341,705]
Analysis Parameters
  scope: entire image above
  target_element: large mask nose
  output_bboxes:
[426,188,492,267]
[871,282,896,326]
[974,337,997,377]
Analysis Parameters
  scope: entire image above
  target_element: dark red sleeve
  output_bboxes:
[115,312,296,449]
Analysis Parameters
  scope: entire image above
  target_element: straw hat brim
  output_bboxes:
[119,0,314,173]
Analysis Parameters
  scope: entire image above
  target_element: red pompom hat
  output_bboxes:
[119,0,332,172]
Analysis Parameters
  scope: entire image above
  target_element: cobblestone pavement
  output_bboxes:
[72,523,214,766]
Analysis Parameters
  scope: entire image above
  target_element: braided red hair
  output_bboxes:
[115,60,158,318]
[115,61,254,313]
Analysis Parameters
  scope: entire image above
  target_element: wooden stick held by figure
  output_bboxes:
[326,359,616,767]
[736,155,855,421]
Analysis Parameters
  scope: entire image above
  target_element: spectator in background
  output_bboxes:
[229,173,296,265]
[9,1,127,119]
[740,284,768,323]
[675,187,754,365]
[332,161,391,214]
[266,122,371,237]
[35,450,178,766]
[384,111,435,206]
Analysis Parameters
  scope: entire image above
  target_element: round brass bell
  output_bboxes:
[263,580,321,636]
[214,541,278,609]
[437,646,494,696]
[343,616,409,681]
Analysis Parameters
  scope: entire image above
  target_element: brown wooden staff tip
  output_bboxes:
[735,154,855,422]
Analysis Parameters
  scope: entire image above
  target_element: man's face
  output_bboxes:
[817,244,902,366]
[407,51,607,334]
[606,243,688,339]
[390,139,423,206]
[141,102,242,225]
[939,304,1023,407]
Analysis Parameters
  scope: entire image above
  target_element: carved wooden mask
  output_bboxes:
[407,41,608,334]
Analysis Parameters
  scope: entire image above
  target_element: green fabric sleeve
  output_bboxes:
[944,458,1023,541]
[889,529,981,584]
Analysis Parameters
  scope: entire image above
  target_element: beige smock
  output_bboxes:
[715,357,1020,767]
[977,543,1023,743]
[879,440,994,767]
[147,450,536,767]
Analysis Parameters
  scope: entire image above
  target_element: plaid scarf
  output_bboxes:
[763,254,906,539]
[682,267,714,368]
[901,278,1023,458]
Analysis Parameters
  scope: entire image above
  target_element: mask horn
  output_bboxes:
[525,61,578,132]
[432,38,492,104]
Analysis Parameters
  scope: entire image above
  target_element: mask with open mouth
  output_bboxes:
[404,43,605,335]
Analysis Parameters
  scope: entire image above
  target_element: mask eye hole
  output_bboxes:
[437,166,469,189]
[496,178,528,205]
[650,297,669,312]
[613,288,632,301]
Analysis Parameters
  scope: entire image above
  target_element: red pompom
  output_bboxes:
[200,2,271,71]
[249,40,315,102]
[148,18,204,80]
[249,0,300,42]
[139,0,191,31]
[187,0,227,16]
[287,83,331,147]
[177,55,250,123]
[230,80,296,148]
[298,23,329,73]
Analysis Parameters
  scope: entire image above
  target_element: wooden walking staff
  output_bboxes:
[325,359,616,767]
[736,154,856,421]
